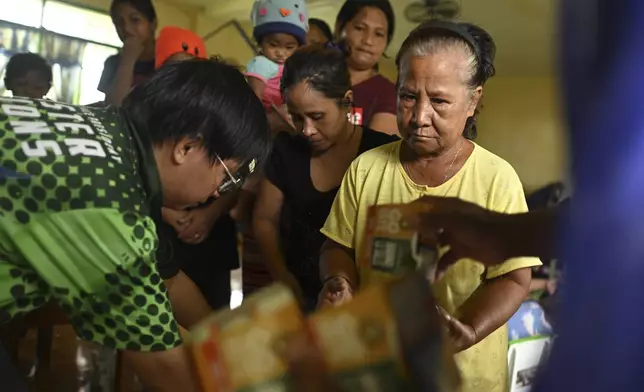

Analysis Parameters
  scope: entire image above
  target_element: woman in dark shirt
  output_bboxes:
[334,0,398,135]
[98,0,157,106]
[253,46,397,311]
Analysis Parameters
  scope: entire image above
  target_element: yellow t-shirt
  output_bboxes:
[321,140,541,392]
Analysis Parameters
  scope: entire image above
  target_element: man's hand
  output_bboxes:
[177,208,221,245]
[437,306,477,352]
[162,208,192,233]
[407,196,515,278]
[317,276,353,309]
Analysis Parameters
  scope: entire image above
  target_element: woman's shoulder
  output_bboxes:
[353,138,400,168]
[104,53,120,65]
[360,128,400,152]
[470,143,522,183]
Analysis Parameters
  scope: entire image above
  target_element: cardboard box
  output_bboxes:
[359,203,439,288]
[309,273,456,392]
[189,284,304,392]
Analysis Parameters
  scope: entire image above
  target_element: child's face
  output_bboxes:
[261,33,298,64]
[8,70,51,99]
[112,3,156,45]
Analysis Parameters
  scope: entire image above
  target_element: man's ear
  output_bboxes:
[171,137,200,165]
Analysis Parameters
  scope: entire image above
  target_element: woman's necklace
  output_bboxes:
[443,141,464,183]
[403,141,464,186]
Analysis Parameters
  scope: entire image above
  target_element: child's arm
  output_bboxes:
[248,77,267,101]
[268,104,296,135]
[245,55,278,101]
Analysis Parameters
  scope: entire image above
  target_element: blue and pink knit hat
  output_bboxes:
[250,0,309,45]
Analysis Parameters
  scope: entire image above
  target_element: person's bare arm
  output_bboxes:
[319,239,358,287]
[253,179,303,300]
[230,174,262,225]
[124,346,198,392]
[165,271,212,329]
[104,38,144,106]
[368,113,399,136]
[248,77,266,102]
[317,239,359,308]
[413,196,560,269]
[440,268,531,352]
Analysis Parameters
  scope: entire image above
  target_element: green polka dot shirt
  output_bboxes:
[0,97,181,352]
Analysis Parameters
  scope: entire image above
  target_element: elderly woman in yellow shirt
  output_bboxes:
[318,21,541,392]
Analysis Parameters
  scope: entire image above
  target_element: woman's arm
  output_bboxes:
[441,267,531,352]
[252,178,304,301]
[104,38,144,106]
[368,112,399,136]
[318,239,358,307]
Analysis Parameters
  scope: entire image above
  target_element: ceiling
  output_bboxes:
[166,0,557,77]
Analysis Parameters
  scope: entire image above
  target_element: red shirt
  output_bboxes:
[350,74,397,127]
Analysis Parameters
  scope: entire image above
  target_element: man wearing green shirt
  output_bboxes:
[0,59,270,390]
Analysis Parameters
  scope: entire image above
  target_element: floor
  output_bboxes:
[7,268,245,392]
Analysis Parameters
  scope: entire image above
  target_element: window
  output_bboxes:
[0,0,120,104]
[79,44,118,104]
[42,1,121,47]
[0,0,43,28]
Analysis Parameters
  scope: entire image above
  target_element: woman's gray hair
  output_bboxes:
[395,21,497,140]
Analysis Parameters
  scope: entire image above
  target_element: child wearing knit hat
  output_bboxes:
[155,26,207,69]
[246,0,309,116]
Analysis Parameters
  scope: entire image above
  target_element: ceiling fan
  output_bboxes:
[404,0,462,23]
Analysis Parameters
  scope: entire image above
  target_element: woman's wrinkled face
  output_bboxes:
[397,48,481,157]
[342,6,389,71]
[285,81,351,152]
[112,3,156,45]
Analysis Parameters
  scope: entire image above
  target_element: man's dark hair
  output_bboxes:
[281,46,351,103]
[110,0,156,22]
[4,52,52,85]
[122,59,271,169]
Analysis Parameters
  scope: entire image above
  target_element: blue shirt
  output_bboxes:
[537,1,644,391]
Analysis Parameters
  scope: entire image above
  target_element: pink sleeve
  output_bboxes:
[245,73,268,83]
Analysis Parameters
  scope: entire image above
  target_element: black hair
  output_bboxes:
[281,45,351,103]
[396,21,496,140]
[4,52,52,85]
[122,59,271,169]
[335,0,396,45]
[309,18,334,43]
[110,0,157,22]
